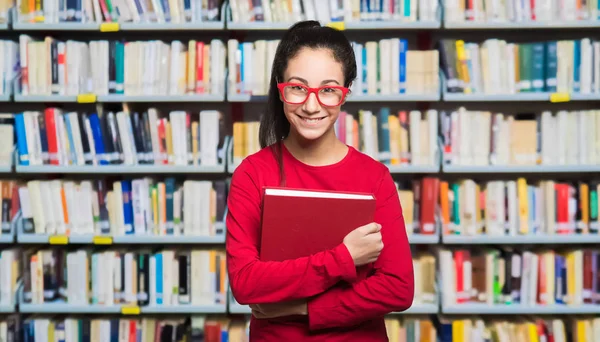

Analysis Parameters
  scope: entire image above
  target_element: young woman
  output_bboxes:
[225,20,414,341]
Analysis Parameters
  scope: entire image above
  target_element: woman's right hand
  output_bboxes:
[342,222,383,266]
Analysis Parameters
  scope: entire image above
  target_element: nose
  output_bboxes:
[302,92,321,114]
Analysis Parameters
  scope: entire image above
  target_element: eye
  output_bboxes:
[291,85,306,91]
[320,87,337,93]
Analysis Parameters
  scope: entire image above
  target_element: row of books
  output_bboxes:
[439,178,600,236]
[439,38,600,95]
[11,178,226,236]
[444,0,599,23]
[229,0,438,24]
[439,248,600,307]
[15,0,223,24]
[5,107,600,169]
[437,317,600,342]
[14,109,227,167]
[23,248,227,307]
[226,38,439,97]
[385,317,437,342]
[8,0,600,26]
[441,109,600,167]
[18,36,227,97]
[18,316,246,342]
[0,40,17,96]
[7,316,600,342]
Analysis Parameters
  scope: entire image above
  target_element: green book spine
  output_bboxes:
[115,42,124,94]
[545,41,558,92]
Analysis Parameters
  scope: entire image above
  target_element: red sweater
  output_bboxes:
[225,143,414,341]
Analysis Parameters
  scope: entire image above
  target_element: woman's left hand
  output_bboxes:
[250,300,308,319]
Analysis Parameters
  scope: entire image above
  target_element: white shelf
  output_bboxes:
[13,95,79,102]
[97,94,225,102]
[227,22,295,30]
[443,234,600,245]
[0,305,15,313]
[393,303,439,314]
[387,164,439,173]
[113,232,225,244]
[0,23,8,30]
[227,21,441,30]
[442,164,600,173]
[0,164,11,173]
[142,304,227,314]
[12,23,101,30]
[0,93,10,102]
[227,94,268,102]
[443,92,550,102]
[408,234,439,244]
[346,94,440,102]
[120,22,224,30]
[444,20,600,29]
[344,21,441,29]
[17,233,96,244]
[0,234,14,243]
[19,302,124,314]
[15,164,226,174]
[228,302,251,314]
[442,304,600,314]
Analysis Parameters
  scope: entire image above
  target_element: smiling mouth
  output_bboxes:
[297,114,327,123]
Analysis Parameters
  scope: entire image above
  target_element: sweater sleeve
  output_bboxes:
[306,169,415,331]
[225,160,358,305]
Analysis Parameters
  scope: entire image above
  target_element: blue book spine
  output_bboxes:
[544,41,557,92]
[399,39,407,94]
[573,40,581,93]
[14,114,29,166]
[377,108,391,163]
[555,255,564,304]
[88,114,108,165]
[156,253,163,305]
[64,114,77,164]
[362,46,367,94]
[122,180,134,234]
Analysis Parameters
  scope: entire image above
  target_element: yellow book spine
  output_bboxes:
[165,122,173,165]
[152,187,158,234]
[192,121,198,165]
[455,40,471,94]
[517,178,529,234]
[567,251,575,305]
[527,323,539,342]
[452,320,464,342]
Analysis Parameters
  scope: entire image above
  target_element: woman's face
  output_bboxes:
[281,47,346,143]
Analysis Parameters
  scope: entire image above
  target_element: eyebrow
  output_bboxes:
[287,76,341,85]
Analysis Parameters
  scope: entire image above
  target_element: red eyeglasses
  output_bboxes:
[277,83,350,107]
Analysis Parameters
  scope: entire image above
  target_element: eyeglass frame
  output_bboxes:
[276,82,351,107]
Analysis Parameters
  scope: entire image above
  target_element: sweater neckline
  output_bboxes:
[280,141,354,171]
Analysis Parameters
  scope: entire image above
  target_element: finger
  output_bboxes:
[361,223,380,234]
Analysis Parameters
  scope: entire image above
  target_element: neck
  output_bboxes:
[283,128,347,167]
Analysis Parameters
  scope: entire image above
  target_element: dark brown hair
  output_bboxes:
[258,20,357,185]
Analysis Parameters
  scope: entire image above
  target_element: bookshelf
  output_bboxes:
[1,1,600,340]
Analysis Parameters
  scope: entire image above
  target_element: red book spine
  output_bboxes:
[583,250,593,303]
[419,177,439,235]
[196,42,204,94]
[556,183,569,234]
[44,108,59,165]
[455,250,466,303]
[158,119,167,164]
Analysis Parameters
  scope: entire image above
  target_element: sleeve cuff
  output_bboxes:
[332,243,357,283]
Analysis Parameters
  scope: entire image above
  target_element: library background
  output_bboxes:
[1,0,600,341]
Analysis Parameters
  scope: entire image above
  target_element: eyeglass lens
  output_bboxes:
[282,85,344,106]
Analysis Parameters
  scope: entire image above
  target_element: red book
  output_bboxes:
[259,187,376,262]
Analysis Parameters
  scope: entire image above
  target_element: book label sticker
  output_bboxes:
[49,235,68,244]
[93,236,113,245]
[326,22,345,31]
[100,23,120,32]
[77,94,97,103]
[550,92,570,103]
[121,306,140,315]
